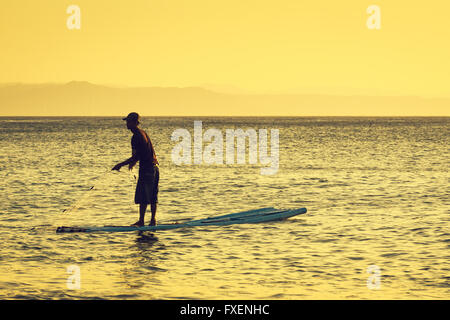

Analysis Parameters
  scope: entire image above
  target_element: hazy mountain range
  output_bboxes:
[0,81,448,116]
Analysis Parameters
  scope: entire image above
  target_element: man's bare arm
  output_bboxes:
[112,149,138,171]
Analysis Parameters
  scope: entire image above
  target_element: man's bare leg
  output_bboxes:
[149,203,157,226]
[131,203,148,226]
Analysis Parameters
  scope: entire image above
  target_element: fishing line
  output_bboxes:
[60,167,139,230]
[62,169,112,215]
[127,167,138,215]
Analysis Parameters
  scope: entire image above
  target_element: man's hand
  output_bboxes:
[112,163,122,171]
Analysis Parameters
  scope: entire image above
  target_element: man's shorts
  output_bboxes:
[135,166,159,204]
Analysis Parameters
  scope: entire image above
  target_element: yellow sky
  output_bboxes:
[1,0,449,97]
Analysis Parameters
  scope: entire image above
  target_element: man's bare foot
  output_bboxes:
[131,221,144,227]
[149,219,156,226]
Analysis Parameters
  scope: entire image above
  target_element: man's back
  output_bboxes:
[131,128,158,172]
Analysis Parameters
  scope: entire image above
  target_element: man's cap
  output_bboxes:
[122,112,140,122]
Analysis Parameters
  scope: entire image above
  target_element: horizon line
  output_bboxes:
[1,115,449,118]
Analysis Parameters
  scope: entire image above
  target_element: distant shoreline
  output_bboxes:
[1,82,449,117]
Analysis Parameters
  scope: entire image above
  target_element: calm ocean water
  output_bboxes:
[0,116,448,299]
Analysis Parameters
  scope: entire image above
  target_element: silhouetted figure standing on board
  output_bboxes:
[112,112,159,226]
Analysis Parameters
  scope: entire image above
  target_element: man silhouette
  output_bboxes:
[112,112,159,226]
